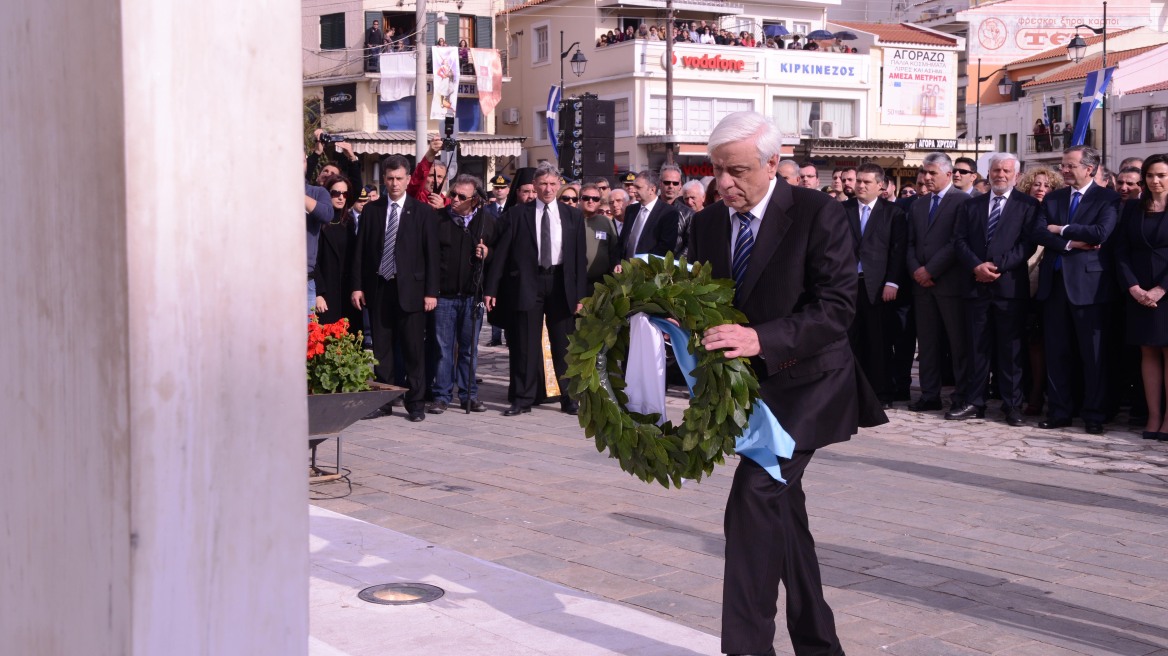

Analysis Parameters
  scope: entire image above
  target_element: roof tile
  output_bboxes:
[1025,44,1165,87]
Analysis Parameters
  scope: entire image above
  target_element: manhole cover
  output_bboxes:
[358,582,445,605]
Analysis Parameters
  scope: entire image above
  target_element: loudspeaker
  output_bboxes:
[557,96,615,179]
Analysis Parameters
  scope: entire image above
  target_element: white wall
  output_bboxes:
[2,0,309,654]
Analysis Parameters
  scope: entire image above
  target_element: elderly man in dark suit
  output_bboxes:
[620,170,680,258]
[484,163,588,417]
[1030,145,1122,434]
[951,153,1040,425]
[690,111,886,656]
[843,163,906,409]
[906,152,973,412]
[350,155,439,422]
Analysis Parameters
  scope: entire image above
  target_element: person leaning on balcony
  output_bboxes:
[637,24,649,39]
[648,25,660,40]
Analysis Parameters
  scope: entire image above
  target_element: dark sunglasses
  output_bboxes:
[452,191,475,201]
[560,196,578,203]
[329,189,349,198]
[660,180,681,186]
[952,169,974,176]
[580,195,602,202]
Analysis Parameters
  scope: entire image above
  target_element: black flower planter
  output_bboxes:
[308,381,404,481]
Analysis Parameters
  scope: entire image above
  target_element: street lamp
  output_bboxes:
[973,59,1013,160]
[559,31,587,113]
[1066,1,1108,165]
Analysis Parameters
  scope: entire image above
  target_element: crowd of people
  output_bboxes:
[305,130,1168,439]
[595,21,859,52]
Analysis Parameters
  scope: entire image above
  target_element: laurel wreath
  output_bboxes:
[564,254,759,488]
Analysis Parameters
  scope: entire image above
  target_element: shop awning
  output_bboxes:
[337,132,526,158]
[798,139,912,159]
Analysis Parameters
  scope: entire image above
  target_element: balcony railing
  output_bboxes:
[304,46,510,82]
[1026,129,1094,155]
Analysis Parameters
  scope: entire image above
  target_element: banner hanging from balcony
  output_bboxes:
[881,48,956,128]
[378,52,416,102]
[470,49,503,116]
[1071,66,1115,147]
[430,46,460,120]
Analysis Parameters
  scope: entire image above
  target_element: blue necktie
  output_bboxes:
[928,194,941,224]
[1068,190,1082,222]
[732,212,755,289]
[986,195,1004,245]
[858,205,869,274]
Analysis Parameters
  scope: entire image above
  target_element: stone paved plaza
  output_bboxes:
[311,338,1168,655]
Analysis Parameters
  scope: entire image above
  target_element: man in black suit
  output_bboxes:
[843,163,906,409]
[364,20,384,71]
[484,163,588,416]
[659,163,695,258]
[906,152,973,412]
[620,170,680,258]
[1030,145,1121,434]
[691,112,886,656]
[950,153,1039,425]
[350,155,438,422]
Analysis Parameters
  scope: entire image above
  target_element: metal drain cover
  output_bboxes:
[358,582,445,605]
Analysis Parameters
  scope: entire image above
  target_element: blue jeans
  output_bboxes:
[432,296,482,404]
[307,279,317,321]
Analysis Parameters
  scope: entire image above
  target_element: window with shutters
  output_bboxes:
[533,24,549,64]
[536,110,549,142]
[459,16,474,47]
[612,97,630,134]
[320,13,346,50]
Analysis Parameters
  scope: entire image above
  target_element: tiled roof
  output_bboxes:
[1009,28,1142,67]
[830,21,957,47]
[1025,45,1165,86]
[1129,80,1168,94]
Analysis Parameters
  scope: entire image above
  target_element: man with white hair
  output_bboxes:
[690,111,886,656]
[777,159,800,186]
[681,179,705,213]
[608,187,630,233]
[950,153,1040,426]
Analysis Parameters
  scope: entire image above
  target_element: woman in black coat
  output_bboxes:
[1114,154,1168,440]
[313,174,363,335]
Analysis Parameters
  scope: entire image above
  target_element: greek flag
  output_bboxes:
[1071,67,1115,146]
[547,85,561,156]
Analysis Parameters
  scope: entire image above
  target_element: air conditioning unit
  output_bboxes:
[811,120,835,139]
[502,107,521,125]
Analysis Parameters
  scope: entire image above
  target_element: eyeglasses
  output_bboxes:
[452,191,474,201]
[601,210,613,216]
[661,180,681,186]
[329,189,349,198]
[580,195,602,202]
[560,196,578,203]
[952,169,974,176]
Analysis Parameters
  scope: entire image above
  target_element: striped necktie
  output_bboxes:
[985,195,1004,245]
[378,202,399,280]
[731,212,755,289]
[928,194,941,224]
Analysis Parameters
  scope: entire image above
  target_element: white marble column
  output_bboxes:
[1,1,308,654]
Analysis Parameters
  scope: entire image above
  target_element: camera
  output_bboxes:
[318,132,346,144]
[441,116,457,151]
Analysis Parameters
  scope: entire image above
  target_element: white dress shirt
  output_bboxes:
[534,199,564,266]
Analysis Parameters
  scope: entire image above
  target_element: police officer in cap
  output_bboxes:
[485,174,510,220]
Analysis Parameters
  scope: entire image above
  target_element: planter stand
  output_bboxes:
[308,381,405,483]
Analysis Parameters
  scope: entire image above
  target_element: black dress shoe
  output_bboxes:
[426,401,447,414]
[1142,431,1159,440]
[1084,421,1105,435]
[561,401,579,415]
[1037,417,1072,429]
[461,399,487,412]
[502,404,531,416]
[944,404,986,420]
[908,398,943,412]
[487,339,503,346]
[407,410,425,422]
[1005,410,1026,427]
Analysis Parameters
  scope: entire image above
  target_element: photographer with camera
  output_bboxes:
[407,134,452,211]
[307,129,363,192]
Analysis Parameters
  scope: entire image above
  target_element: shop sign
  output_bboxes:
[664,52,747,72]
[914,138,958,150]
[323,83,357,113]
